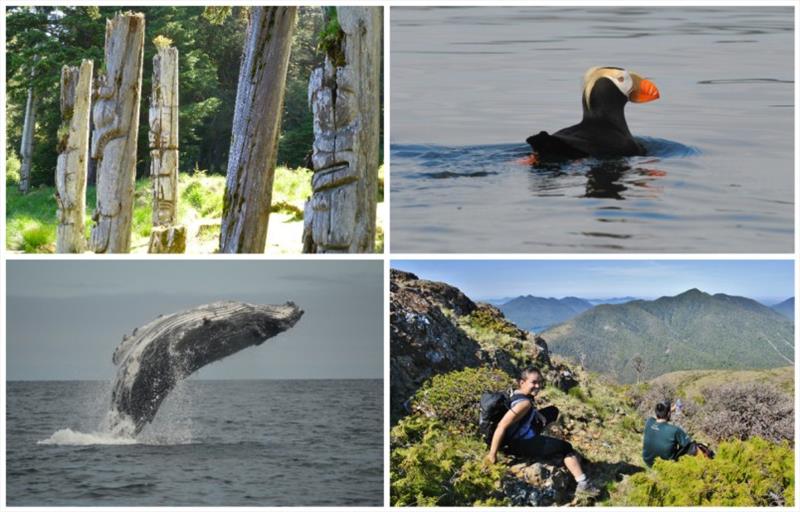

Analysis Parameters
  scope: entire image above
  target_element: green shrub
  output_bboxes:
[180,172,225,218]
[316,7,345,66]
[6,152,21,185]
[272,166,312,204]
[568,386,587,402]
[391,415,508,506]
[20,222,55,253]
[465,306,521,338]
[621,414,640,433]
[375,224,384,253]
[378,164,384,202]
[131,182,154,239]
[411,367,514,432]
[616,437,794,506]
[6,185,59,252]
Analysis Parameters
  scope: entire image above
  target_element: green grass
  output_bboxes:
[6,165,383,253]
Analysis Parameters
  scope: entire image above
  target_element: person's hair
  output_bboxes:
[519,366,543,382]
[655,400,671,420]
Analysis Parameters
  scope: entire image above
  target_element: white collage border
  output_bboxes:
[1,1,798,511]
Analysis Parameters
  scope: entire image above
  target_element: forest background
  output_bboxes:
[6,6,382,188]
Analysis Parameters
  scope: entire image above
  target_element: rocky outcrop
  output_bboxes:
[390,269,571,422]
[505,458,573,506]
[391,270,484,421]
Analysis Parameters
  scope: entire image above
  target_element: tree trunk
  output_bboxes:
[219,6,297,253]
[18,57,39,194]
[55,60,93,253]
[90,13,145,253]
[303,7,382,253]
[148,46,183,253]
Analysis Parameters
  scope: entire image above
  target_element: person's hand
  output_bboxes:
[485,452,496,465]
[534,410,547,426]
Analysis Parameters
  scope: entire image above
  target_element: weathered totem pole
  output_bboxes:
[303,7,382,253]
[219,6,297,253]
[19,56,39,194]
[147,45,186,253]
[90,12,145,253]
[55,60,93,253]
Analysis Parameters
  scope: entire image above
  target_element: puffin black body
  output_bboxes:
[527,67,660,160]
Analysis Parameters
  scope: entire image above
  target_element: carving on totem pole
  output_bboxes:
[89,13,145,253]
[303,7,381,253]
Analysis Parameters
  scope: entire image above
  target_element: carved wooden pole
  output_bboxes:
[55,60,93,253]
[148,45,186,253]
[219,6,297,253]
[19,56,39,194]
[90,13,145,253]
[303,7,382,253]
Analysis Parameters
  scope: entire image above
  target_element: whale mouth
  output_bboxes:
[108,300,303,435]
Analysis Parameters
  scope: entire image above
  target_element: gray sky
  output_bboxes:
[7,260,383,380]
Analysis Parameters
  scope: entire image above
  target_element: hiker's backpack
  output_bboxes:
[478,392,533,444]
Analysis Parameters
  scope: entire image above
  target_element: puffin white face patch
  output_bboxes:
[583,67,634,110]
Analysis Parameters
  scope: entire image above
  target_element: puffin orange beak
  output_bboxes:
[630,78,660,103]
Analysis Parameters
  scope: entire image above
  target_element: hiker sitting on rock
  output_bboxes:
[642,400,699,466]
[485,366,600,498]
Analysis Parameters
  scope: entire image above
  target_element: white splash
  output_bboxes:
[38,410,139,445]
[37,428,137,446]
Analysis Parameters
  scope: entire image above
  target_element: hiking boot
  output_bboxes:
[575,479,601,499]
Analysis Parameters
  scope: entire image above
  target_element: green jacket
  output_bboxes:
[642,417,692,467]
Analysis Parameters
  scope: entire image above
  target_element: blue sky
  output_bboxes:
[392,260,794,303]
[7,261,382,381]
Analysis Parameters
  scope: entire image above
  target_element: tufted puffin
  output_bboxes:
[526,67,660,160]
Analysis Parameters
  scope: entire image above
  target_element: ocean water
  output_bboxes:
[6,379,383,506]
[391,7,794,253]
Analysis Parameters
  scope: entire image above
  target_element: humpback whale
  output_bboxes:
[110,300,303,435]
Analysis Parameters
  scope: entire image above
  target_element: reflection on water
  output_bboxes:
[391,7,794,253]
[528,138,687,200]
[528,159,657,200]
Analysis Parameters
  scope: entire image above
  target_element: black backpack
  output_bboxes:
[478,391,533,445]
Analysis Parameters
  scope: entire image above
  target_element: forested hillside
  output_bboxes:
[543,289,794,382]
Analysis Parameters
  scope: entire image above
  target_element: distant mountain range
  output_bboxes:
[498,296,594,332]
[542,288,794,383]
[497,295,639,332]
[587,296,638,305]
[771,298,794,321]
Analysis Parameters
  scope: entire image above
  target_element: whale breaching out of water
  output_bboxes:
[110,300,303,435]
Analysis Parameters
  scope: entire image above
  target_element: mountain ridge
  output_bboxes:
[498,295,593,332]
[543,288,793,383]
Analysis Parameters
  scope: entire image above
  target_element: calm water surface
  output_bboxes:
[391,7,794,252]
[7,380,383,506]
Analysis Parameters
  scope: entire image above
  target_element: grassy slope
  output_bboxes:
[649,366,794,399]
[393,360,794,506]
[6,166,385,254]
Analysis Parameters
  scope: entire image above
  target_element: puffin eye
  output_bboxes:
[617,76,624,83]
